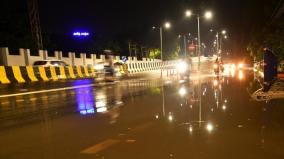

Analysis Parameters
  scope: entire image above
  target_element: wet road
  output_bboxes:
[1,70,284,159]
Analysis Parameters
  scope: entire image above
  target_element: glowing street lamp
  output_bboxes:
[204,11,213,19]
[153,22,171,60]
[164,22,171,29]
[185,10,213,70]
[185,10,192,17]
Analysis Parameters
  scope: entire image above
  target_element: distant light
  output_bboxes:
[224,35,228,39]
[168,114,173,122]
[152,26,156,29]
[204,11,213,19]
[213,79,218,86]
[155,114,159,119]
[222,105,226,110]
[206,123,214,132]
[179,87,187,96]
[73,31,90,37]
[185,10,192,17]
[164,22,171,29]
[221,30,227,35]
[189,126,193,133]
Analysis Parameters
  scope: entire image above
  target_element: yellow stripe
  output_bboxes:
[84,66,90,77]
[59,66,67,79]
[90,66,96,77]
[38,66,49,81]
[50,66,58,81]
[26,66,38,82]
[12,66,25,83]
[0,66,10,84]
[80,139,120,154]
[68,66,76,79]
[76,66,84,78]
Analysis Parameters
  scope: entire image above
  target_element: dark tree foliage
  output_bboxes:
[246,0,284,61]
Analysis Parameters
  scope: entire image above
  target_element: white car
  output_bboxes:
[33,60,68,67]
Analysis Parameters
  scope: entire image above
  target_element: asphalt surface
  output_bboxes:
[1,70,284,159]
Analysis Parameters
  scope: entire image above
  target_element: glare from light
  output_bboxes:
[222,105,226,110]
[224,35,228,39]
[206,123,214,132]
[189,126,193,133]
[238,71,244,80]
[185,10,192,17]
[213,79,218,86]
[179,87,187,96]
[221,30,227,35]
[238,63,244,69]
[155,114,159,119]
[168,114,173,122]
[164,22,171,29]
[204,11,213,19]
[176,61,188,73]
[97,107,107,113]
[96,101,106,108]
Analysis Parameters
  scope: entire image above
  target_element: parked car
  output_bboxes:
[33,60,68,67]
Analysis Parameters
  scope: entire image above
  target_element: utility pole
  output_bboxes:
[27,0,43,50]
[183,35,187,57]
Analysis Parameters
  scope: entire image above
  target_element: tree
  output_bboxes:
[148,48,161,59]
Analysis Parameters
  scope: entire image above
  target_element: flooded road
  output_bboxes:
[1,70,284,159]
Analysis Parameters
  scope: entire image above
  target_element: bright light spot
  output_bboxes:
[189,126,193,133]
[164,22,171,29]
[204,11,213,19]
[224,35,228,39]
[221,30,227,35]
[224,99,227,103]
[213,64,218,69]
[206,123,214,132]
[155,114,159,119]
[168,114,173,122]
[179,87,187,96]
[96,101,106,108]
[97,107,107,113]
[238,71,244,80]
[238,63,244,69]
[222,105,226,110]
[213,79,218,86]
[73,32,90,37]
[176,61,188,73]
[185,10,192,17]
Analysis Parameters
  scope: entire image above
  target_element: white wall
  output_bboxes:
[73,53,84,66]
[59,52,73,65]
[26,49,44,66]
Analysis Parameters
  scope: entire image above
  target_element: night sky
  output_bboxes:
[0,0,280,57]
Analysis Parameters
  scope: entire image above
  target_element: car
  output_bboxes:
[33,60,68,67]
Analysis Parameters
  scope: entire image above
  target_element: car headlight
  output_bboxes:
[176,61,188,73]
[94,64,104,70]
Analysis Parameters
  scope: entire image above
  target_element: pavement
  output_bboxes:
[1,69,284,159]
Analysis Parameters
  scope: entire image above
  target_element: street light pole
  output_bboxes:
[197,15,201,71]
[183,35,187,57]
[160,27,163,60]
